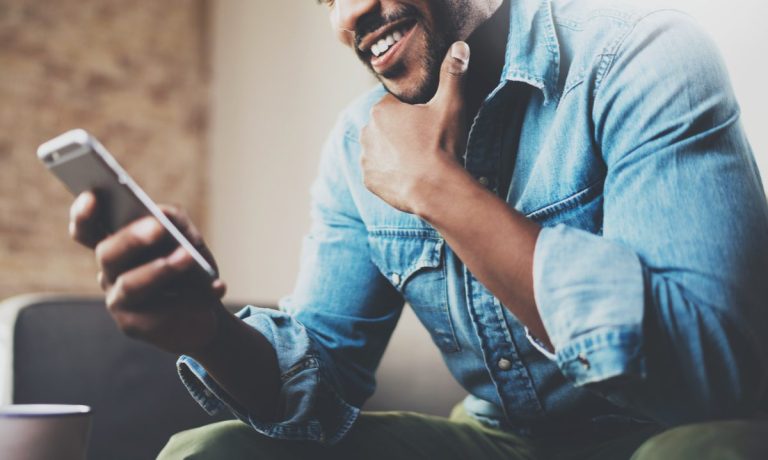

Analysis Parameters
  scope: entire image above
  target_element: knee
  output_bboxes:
[157,420,262,460]
[632,420,768,460]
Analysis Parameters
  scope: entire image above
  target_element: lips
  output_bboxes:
[358,18,417,70]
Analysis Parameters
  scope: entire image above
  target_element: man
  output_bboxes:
[70,0,768,458]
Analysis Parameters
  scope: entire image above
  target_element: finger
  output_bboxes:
[431,41,471,109]
[97,271,109,292]
[211,279,227,299]
[69,192,105,249]
[159,205,203,245]
[106,246,195,311]
[159,204,219,272]
[95,216,171,283]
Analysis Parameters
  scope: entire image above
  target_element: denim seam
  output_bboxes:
[556,326,646,386]
[368,228,441,238]
[525,179,604,220]
[438,256,462,354]
[594,9,696,96]
[280,356,320,381]
[367,235,444,284]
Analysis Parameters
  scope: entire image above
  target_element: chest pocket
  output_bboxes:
[368,230,461,354]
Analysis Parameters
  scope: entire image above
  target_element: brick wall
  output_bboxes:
[0,0,210,299]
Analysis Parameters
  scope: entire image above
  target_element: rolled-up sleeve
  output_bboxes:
[177,103,403,444]
[177,307,359,444]
[533,12,768,424]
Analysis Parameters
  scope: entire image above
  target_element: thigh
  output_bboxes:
[333,410,536,460]
[630,420,768,460]
[157,410,537,460]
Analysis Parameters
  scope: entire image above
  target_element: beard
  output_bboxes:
[354,1,471,104]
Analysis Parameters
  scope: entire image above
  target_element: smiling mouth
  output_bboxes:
[358,18,417,60]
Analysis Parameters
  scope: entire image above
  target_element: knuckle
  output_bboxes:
[115,275,136,297]
[144,219,167,242]
[68,220,78,240]
[97,271,110,292]
[155,256,177,276]
[69,201,83,224]
[105,288,121,313]
[94,240,110,267]
[110,276,137,310]
[446,59,463,76]
[130,218,166,246]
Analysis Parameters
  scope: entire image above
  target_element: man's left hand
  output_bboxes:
[361,42,471,214]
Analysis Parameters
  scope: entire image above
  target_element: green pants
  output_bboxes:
[158,404,768,459]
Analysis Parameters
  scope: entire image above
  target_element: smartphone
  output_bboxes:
[37,129,218,280]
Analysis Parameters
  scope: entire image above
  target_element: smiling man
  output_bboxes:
[70,0,768,459]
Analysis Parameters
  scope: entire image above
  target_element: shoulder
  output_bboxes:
[550,1,730,104]
[552,0,719,63]
[311,84,388,212]
[551,0,695,38]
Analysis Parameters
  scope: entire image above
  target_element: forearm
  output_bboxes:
[188,309,282,421]
[412,160,551,348]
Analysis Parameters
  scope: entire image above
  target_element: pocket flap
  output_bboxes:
[367,230,444,288]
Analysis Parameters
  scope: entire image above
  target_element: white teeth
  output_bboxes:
[370,29,406,58]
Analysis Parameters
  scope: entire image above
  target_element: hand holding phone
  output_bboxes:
[38,129,217,279]
[39,129,229,354]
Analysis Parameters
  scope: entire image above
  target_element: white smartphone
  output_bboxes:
[37,129,218,280]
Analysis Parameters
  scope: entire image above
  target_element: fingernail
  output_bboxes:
[451,42,470,65]
[168,247,190,268]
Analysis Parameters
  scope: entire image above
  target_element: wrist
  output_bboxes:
[186,305,238,362]
[410,158,483,222]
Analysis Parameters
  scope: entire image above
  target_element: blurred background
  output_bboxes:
[1,0,767,416]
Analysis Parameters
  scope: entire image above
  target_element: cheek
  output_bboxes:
[330,7,355,48]
[400,30,430,74]
[336,30,355,48]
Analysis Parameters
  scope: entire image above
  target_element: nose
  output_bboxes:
[332,0,379,46]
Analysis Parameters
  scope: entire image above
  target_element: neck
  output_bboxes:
[464,0,510,117]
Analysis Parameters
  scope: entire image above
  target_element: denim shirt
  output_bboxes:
[178,0,768,445]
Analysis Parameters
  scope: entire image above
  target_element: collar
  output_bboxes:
[501,0,561,104]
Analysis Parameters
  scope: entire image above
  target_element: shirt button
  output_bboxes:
[497,358,512,371]
[478,176,490,187]
[203,389,213,398]
[390,273,401,286]
[577,353,591,370]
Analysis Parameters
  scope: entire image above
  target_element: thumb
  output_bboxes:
[432,41,470,107]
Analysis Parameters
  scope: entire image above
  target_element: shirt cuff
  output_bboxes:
[533,225,647,386]
[176,306,360,445]
[525,327,557,361]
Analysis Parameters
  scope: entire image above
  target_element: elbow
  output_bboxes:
[582,310,768,426]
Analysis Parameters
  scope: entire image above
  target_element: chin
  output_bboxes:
[380,68,439,105]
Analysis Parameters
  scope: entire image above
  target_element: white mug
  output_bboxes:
[0,405,92,460]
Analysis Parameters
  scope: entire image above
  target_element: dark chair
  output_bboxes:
[0,294,237,460]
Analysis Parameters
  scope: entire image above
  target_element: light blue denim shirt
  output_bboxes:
[178,0,768,445]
